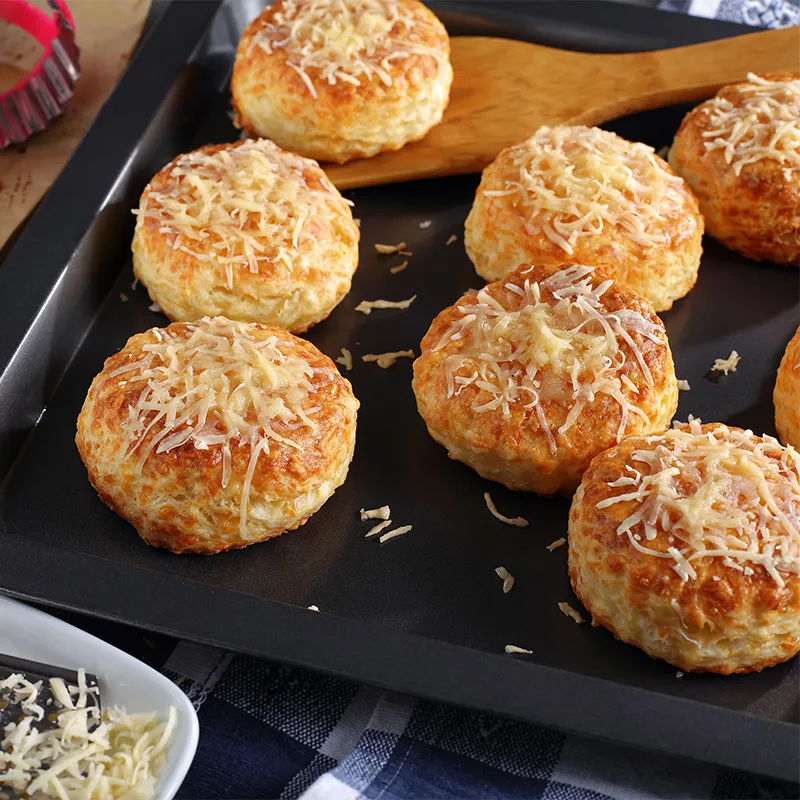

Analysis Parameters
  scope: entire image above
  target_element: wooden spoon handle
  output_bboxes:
[325,26,799,189]
[570,26,800,126]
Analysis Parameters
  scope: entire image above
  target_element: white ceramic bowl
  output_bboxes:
[0,593,199,798]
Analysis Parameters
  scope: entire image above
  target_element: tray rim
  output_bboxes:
[0,0,796,784]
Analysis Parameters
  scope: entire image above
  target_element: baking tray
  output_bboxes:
[0,0,798,782]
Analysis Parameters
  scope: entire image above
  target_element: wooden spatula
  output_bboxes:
[324,27,799,189]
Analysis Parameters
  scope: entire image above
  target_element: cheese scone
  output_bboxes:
[76,317,359,554]
[231,0,453,163]
[775,326,800,448]
[412,263,678,494]
[464,125,703,312]
[669,73,800,265]
[132,138,359,333]
[569,421,800,674]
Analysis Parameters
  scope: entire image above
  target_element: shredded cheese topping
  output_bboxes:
[434,265,661,453]
[677,379,691,391]
[495,566,515,593]
[252,0,445,99]
[702,73,800,176]
[711,350,740,375]
[110,317,329,539]
[389,260,409,274]
[362,350,414,368]
[0,671,175,799]
[484,493,529,527]
[134,139,354,289]
[558,602,584,623]
[596,420,800,586]
[546,537,566,552]
[485,125,693,255]
[355,296,416,314]
[445,234,457,246]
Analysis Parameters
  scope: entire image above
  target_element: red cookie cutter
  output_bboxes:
[0,0,80,148]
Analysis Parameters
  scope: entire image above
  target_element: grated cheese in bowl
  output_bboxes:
[0,669,176,799]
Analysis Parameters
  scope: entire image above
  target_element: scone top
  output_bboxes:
[426,263,671,455]
[482,125,696,256]
[133,138,357,289]
[248,0,449,98]
[596,420,800,587]
[698,73,800,178]
[109,317,337,534]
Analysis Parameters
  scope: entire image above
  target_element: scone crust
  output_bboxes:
[569,423,800,673]
[465,125,703,312]
[231,0,453,163]
[132,139,359,333]
[669,72,800,265]
[775,326,800,448]
[76,319,359,554]
[412,263,678,494]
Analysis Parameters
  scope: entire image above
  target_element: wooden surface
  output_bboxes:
[0,0,151,252]
[325,26,800,189]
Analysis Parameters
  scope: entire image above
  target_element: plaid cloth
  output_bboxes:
[162,643,798,800]
[658,0,800,26]
[144,4,797,798]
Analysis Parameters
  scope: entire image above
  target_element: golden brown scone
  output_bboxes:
[569,421,800,674]
[132,138,359,333]
[412,263,678,494]
[464,125,703,312]
[231,0,453,163]
[775,326,800,448]
[669,72,800,265]
[76,317,359,554]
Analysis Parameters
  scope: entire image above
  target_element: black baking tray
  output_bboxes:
[0,0,798,782]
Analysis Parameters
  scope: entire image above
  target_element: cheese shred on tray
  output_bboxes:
[0,670,176,799]
[355,296,416,314]
[711,350,740,375]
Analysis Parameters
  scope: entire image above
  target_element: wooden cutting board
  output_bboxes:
[0,0,151,252]
[325,26,800,189]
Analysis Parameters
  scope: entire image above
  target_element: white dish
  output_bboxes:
[0,593,199,799]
